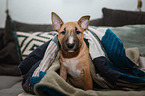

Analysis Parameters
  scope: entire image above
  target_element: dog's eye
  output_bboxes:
[61,31,66,35]
[76,31,81,34]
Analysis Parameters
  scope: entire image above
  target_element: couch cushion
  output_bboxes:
[0,76,22,89]
[13,21,55,60]
[89,18,105,26]
[14,21,53,32]
[0,76,23,96]
[0,14,21,76]
[102,8,145,26]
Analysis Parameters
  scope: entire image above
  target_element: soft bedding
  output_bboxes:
[92,25,145,55]
[0,76,23,96]
[18,27,145,96]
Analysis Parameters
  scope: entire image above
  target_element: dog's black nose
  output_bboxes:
[67,43,75,49]
[66,36,75,49]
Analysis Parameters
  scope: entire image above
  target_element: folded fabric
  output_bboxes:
[19,27,145,95]
[125,47,140,66]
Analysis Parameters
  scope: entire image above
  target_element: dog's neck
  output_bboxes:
[61,48,80,58]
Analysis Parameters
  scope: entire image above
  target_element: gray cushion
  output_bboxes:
[14,21,53,32]
[0,76,22,90]
[102,8,145,26]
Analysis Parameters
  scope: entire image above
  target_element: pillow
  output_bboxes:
[13,21,55,60]
[102,8,145,26]
[89,18,105,26]
[14,21,53,32]
[0,14,21,76]
[17,31,57,59]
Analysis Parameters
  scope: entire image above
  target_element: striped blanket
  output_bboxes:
[19,27,145,95]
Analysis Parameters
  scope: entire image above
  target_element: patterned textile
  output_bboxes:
[19,27,145,95]
[17,31,57,59]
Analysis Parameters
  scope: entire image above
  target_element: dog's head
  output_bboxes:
[51,12,90,53]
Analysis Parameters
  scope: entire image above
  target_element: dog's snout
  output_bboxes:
[62,34,80,52]
[67,36,75,49]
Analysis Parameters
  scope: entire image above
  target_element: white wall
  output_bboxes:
[0,0,145,28]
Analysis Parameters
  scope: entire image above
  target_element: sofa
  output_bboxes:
[0,7,145,96]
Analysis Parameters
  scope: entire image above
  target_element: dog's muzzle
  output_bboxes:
[67,36,75,48]
[62,36,79,52]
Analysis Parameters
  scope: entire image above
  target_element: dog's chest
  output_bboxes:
[63,60,83,78]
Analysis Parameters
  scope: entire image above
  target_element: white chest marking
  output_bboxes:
[63,60,81,78]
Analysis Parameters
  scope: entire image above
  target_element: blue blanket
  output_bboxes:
[19,27,145,95]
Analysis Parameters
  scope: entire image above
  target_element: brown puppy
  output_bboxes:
[51,12,93,90]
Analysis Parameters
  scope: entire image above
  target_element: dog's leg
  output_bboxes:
[84,67,93,90]
[60,63,68,81]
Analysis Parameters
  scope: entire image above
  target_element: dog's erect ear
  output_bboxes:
[51,12,64,31]
[77,16,90,30]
